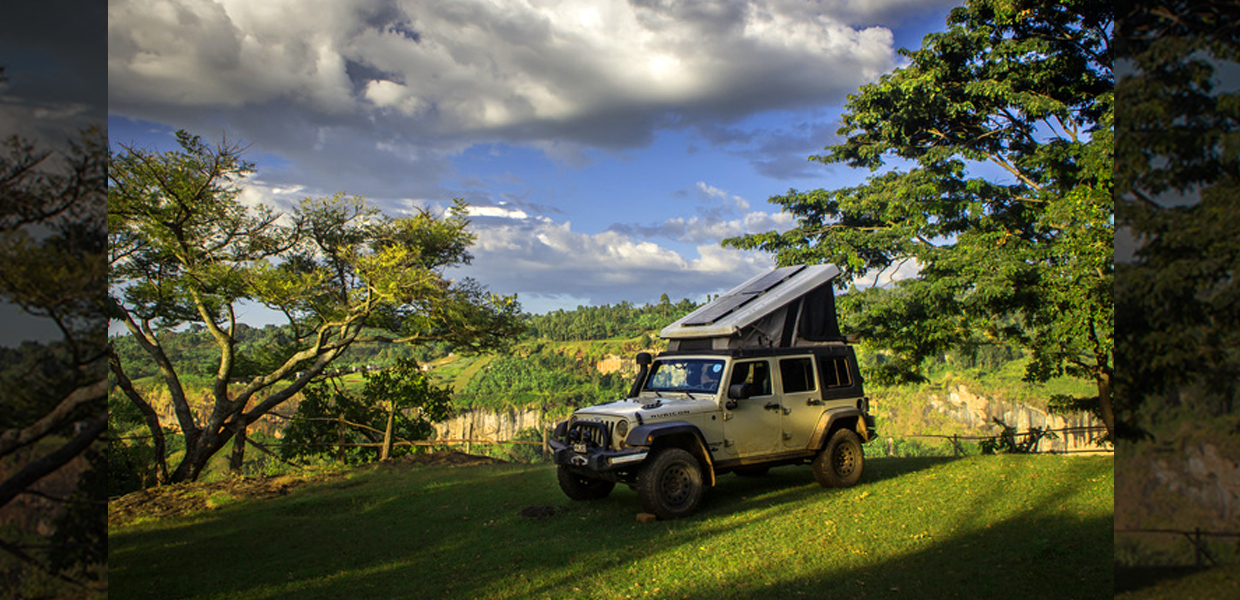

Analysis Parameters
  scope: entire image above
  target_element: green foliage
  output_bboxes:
[454,352,627,410]
[1113,3,1240,434]
[281,358,452,464]
[107,391,160,497]
[0,127,108,592]
[525,297,700,341]
[978,417,1059,454]
[726,0,1113,434]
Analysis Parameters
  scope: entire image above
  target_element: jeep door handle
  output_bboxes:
[806,398,822,406]
[764,402,781,411]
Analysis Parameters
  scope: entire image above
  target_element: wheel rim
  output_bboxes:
[833,442,856,476]
[660,463,693,506]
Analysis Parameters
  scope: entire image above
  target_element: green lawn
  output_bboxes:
[110,454,1113,600]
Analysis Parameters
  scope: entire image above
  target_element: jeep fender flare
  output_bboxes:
[808,407,870,451]
[626,421,717,487]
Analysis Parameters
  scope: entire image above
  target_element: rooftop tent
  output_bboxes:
[661,264,845,350]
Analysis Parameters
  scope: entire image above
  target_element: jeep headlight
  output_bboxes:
[614,419,629,448]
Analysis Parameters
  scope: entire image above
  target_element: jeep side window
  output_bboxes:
[728,360,772,397]
[779,357,816,393]
[819,356,852,388]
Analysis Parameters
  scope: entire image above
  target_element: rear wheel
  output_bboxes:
[812,429,863,488]
[637,448,704,519]
[557,466,616,500]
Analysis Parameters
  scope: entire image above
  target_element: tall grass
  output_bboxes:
[111,454,1112,600]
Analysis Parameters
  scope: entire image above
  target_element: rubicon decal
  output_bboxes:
[644,409,692,420]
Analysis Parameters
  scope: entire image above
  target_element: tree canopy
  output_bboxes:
[725,0,1114,437]
[1114,0,1240,430]
[108,131,524,483]
[0,127,108,588]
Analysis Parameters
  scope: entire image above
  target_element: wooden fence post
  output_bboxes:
[542,426,550,462]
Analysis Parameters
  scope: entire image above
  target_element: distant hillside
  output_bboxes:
[110,297,703,382]
[110,298,1099,460]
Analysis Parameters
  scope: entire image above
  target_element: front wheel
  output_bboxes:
[637,448,705,519]
[812,429,864,488]
[557,466,616,500]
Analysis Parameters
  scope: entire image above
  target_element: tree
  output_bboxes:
[0,127,108,588]
[280,358,452,464]
[725,0,1115,437]
[1113,1,1240,432]
[108,130,524,484]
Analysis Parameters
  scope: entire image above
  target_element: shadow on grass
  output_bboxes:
[109,456,1111,600]
[1114,565,1213,594]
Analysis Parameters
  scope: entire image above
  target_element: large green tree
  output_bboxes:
[0,127,108,588]
[108,131,523,484]
[726,0,1114,437]
[1114,1,1240,430]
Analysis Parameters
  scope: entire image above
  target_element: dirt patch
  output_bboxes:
[108,451,501,526]
[108,471,336,527]
[380,450,502,468]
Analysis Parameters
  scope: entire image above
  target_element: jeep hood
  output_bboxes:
[574,396,717,423]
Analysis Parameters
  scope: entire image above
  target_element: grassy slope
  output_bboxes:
[110,454,1113,600]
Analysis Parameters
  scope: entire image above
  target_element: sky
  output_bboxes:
[105,0,961,325]
[0,3,107,345]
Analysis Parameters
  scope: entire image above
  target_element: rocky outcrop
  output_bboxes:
[433,407,549,443]
[1148,442,1240,526]
[595,354,626,375]
[923,384,1107,452]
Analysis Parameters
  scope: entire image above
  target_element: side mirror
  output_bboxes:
[727,383,751,401]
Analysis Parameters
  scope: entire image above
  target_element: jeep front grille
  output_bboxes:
[568,419,616,449]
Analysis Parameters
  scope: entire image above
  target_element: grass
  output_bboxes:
[110,454,1113,600]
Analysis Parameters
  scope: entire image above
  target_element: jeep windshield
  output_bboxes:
[644,358,726,395]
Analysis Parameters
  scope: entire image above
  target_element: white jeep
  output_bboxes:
[549,265,876,519]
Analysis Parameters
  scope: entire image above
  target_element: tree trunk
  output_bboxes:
[229,419,248,473]
[1097,370,1115,442]
[109,348,170,484]
[337,411,347,463]
[379,402,396,462]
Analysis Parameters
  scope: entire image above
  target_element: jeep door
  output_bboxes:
[721,359,780,460]
[776,355,821,450]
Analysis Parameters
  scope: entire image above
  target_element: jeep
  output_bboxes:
[549,264,876,519]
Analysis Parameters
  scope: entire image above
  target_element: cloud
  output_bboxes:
[610,181,796,244]
[457,215,777,310]
[109,0,902,152]
[0,2,107,145]
[851,257,921,288]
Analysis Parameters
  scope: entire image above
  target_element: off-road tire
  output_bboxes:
[812,429,863,488]
[637,448,704,519]
[557,466,616,500]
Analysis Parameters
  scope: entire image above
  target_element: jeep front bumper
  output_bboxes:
[549,419,648,474]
